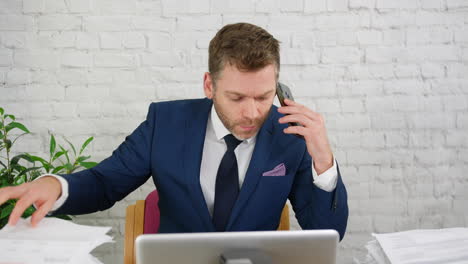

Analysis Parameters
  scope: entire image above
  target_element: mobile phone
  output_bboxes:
[276,82,294,107]
[276,82,300,127]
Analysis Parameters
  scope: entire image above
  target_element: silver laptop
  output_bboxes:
[135,230,339,264]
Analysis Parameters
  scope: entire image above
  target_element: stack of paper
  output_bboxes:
[0,217,113,264]
[355,228,468,264]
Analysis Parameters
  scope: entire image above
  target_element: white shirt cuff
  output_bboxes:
[312,158,338,192]
[34,174,69,212]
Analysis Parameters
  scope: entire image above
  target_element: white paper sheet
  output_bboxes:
[373,228,468,264]
[0,217,113,264]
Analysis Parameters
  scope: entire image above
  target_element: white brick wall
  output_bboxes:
[1,0,467,263]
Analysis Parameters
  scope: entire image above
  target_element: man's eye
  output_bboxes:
[231,97,242,101]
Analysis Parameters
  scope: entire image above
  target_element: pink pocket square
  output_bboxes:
[262,163,286,176]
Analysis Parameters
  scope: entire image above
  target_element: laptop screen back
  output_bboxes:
[135,230,338,264]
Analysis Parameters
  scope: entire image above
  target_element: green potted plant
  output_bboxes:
[0,107,98,229]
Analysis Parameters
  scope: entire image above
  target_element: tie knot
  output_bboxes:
[224,134,242,151]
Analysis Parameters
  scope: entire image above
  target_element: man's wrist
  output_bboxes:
[41,176,63,198]
[311,157,338,192]
[35,174,68,212]
[313,156,334,175]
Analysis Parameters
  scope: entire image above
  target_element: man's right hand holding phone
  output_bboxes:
[277,83,334,175]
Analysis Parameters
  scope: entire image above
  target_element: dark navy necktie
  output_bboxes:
[213,134,242,232]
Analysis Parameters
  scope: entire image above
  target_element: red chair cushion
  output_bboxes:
[143,190,160,234]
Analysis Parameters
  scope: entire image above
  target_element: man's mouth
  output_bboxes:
[239,125,256,131]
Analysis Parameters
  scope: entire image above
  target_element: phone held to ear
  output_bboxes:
[276,82,301,127]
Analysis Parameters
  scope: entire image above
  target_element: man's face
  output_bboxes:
[203,63,277,140]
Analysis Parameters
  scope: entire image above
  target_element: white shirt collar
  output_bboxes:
[210,105,257,144]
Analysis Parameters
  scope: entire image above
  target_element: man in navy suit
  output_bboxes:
[0,23,348,239]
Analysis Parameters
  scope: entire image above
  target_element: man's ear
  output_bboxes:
[203,72,214,99]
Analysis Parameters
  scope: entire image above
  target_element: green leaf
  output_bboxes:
[40,163,52,173]
[5,122,30,134]
[0,131,3,140]
[50,134,56,157]
[11,163,26,173]
[16,166,41,179]
[5,140,12,151]
[76,155,90,163]
[29,155,49,166]
[79,137,94,155]
[64,163,74,173]
[0,160,6,169]
[79,161,98,169]
[25,156,50,174]
[60,146,70,164]
[63,138,76,156]
[11,154,33,165]
[0,219,7,229]
[11,133,28,146]
[14,175,26,185]
[52,165,66,174]
[29,169,43,181]
[0,203,14,219]
[52,151,65,162]
[22,206,35,218]
[0,107,4,115]
[4,114,15,121]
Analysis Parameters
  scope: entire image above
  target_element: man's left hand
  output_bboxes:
[278,98,334,175]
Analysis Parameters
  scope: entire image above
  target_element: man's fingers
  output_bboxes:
[279,114,313,127]
[279,106,323,124]
[283,98,299,106]
[0,185,27,206]
[283,125,308,137]
[31,200,53,227]
[279,105,318,118]
[278,105,302,114]
[8,194,35,226]
[0,187,13,206]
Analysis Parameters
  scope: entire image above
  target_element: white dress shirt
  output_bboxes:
[44,105,338,213]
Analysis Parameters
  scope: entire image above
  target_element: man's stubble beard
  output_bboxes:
[212,95,272,140]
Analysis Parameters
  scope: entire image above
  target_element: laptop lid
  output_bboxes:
[135,230,338,264]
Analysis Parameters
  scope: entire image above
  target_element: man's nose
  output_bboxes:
[242,99,259,120]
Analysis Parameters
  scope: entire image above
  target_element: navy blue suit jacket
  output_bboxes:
[54,98,348,240]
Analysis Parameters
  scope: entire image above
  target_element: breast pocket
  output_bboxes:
[257,173,294,200]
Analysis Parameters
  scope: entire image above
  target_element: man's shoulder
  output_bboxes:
[147,98,212,114]
[144,98,212,124]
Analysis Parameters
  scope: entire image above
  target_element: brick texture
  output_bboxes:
[1,0,467,263]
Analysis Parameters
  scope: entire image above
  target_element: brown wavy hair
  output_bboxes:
[208,22,280,84]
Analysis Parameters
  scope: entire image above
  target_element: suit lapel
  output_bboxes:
[226,108,277,230]
[183,98,215,231]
